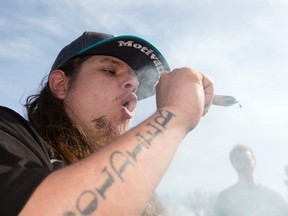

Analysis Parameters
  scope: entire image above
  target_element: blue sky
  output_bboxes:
[1,0,288,207]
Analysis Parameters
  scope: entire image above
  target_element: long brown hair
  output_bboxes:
[25,56,93,164]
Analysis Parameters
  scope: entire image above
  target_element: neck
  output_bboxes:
[237,171,257,187]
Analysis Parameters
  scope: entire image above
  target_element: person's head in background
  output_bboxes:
[229,144,256,177]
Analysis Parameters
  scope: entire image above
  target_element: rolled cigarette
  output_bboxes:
[212,95,241,108]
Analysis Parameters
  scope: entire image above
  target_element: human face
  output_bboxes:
[232,150,256,173]
[63,55,139,142]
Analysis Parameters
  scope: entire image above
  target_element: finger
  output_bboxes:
[202,73,215,115]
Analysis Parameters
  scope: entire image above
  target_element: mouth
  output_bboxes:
[121,93,138,118]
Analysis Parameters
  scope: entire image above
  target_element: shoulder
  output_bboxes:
[0,106,52,168]
[257,185,283,197]
[258,185,287,201]
[0,106,54,215]
[256,185,288,214]
[218,184,239,197]
[0,105,26,124]
[0,106,33,137]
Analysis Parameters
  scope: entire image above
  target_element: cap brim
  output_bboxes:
[76,35,170,100]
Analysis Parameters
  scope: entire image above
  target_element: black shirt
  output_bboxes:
[0,106,53,215]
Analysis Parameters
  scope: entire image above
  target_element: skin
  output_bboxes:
[20,55,214,215]
[231,148,257,186]
[50,56,139,147]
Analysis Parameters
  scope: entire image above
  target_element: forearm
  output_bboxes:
[20,108,188,215]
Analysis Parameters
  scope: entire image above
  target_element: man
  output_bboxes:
[214,144,288,216]
[0,31,214,215]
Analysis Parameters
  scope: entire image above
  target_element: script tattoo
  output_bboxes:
[64,110,175,215]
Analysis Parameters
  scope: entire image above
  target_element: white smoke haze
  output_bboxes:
[1,0,288,214]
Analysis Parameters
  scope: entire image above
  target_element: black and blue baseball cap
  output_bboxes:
[50,31,170,100]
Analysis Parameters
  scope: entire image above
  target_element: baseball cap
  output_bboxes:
[50,31,170,100]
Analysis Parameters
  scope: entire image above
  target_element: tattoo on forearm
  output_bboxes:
[77,191,98,215]
[64,110,175,215]
[96,167,115,199]
[110,151,135,181]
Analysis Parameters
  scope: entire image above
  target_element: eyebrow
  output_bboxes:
[97,57,125,68]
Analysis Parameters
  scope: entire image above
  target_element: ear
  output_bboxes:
[49,70,69,100]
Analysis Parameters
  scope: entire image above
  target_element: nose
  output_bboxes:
[121,74,139,93]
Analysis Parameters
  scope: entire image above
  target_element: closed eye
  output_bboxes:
[103,69,116,76]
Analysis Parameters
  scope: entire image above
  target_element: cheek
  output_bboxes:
[64,83,102,119]
[70,77,107,103]
[64,75,124,126]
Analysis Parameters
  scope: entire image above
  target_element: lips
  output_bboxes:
[120,93,138,118]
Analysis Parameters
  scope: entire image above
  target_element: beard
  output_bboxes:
[86,115,123,151]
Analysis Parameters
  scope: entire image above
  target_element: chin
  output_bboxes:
[115,121,130,135]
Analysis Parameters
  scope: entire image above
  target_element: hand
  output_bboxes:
[155,67,214,132]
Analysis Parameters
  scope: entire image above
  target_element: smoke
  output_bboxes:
[2,0,288,213]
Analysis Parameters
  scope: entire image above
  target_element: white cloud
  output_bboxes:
[268,0,288,9]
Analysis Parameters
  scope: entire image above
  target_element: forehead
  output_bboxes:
[86,55,130,68]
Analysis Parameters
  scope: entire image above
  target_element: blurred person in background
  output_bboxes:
[214,144,288,216]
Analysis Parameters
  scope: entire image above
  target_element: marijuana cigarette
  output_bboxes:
[212,95,241,108]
